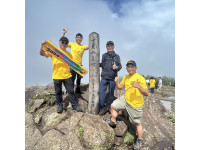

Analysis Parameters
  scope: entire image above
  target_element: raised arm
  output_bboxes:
[115,76,124,90]
[84,45,89,50]
[61,27,68,38]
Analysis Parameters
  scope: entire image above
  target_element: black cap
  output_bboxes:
[106,41,114,45]
[126,60,136,66]
[59,37,69,42]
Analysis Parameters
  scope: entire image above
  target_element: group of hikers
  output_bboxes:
[148,77,163,94]
[40,27,150,149]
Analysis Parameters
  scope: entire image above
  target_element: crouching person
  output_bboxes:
[107,60,149,150]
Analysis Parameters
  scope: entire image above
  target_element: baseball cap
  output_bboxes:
[59,37,69,42]
[126,60,136,66]
[106,41,114,45]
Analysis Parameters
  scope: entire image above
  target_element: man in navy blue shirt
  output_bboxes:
[99,41,122,115]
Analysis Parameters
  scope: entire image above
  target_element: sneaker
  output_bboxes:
[57,104,63,114]
[99,107,109,116]
[72,106,83,112]
[133,138,144,150]
[107,118,117,128]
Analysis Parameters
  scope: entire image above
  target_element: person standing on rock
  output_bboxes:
[61,27,89,94]
[40,37,83,113]
[99,41,122,115]
[149,77,156,94]
[107,60,149,150]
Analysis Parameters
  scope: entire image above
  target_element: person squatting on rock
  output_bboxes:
[61,27,89,94]
[149,77,156,94]
[40,37,83,113]
[98,41,122,116]
[107,60,149,150]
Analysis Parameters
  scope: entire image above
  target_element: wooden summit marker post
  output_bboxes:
[88,32,100,114]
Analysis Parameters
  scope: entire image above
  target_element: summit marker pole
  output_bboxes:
[88,32,100,114]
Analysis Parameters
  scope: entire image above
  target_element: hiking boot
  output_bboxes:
[107,118,117,128]
[72,106,83,112]
[75,87,84,94]
[133,138,144,150]
[57,104,63,114]
[99,107,109,116]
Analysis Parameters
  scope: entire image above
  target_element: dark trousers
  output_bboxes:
[150,88,155,93]
[53,78,78,108]
[70,69,83,87]
[99,79,116,110]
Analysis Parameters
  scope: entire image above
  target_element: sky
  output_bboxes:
[25,0,175,87]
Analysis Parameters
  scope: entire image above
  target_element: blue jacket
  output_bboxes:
[100,51,122,80]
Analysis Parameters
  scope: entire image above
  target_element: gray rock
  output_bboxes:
[30,99,45,113]
[116,145,128,150]
[114,136,123,146]
[78,114,115,148]
[25,112,33,127]
[57,112,85,150]
[40,108,68,133]
[25,125,42,150]
[78,99,88,112]
[114,121,128,137]
[34,107,50,124]
[33,129,69,150]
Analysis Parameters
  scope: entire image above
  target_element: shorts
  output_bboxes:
[111,95,143,125]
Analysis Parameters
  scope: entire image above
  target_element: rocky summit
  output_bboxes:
[25,83,175,150]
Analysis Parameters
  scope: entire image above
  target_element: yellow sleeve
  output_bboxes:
[68,42,73,48]
[120,76,126,86]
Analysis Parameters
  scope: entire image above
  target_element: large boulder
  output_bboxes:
[25,125,42,150]
[40,107,69,134]
[29,99,45,113]
[78,113,115,148]
[25,112,42,150]
[33,129,69,150]
[57,112,85,150]
[114,120,128,137]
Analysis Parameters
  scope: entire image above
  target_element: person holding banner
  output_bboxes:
[40,37,83,113]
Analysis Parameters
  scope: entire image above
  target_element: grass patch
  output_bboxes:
[167,116,175,124]
[87,146,105,150]
[123,130,135,146]
[27,99,36,112]
[79,127,84,138]
[27,94,56,112]
[154,133,157,138]
[106,134,114,150]
[33,94,56,106]
[158,91,170,97]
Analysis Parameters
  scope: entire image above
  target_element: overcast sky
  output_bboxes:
[25,0,175,87]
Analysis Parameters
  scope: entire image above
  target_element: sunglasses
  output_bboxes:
[61,41,68,45]
[127,66,135,68]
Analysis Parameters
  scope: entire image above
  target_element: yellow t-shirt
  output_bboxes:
[120,73,147,108]
[45,50,72,79]
[68,42,87,65]
[149,79,156,88]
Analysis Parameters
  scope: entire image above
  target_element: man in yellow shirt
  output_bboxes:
[107,60,149,150]
[61,27,89,94]
[149,77,156,93]
[40,37,82,113]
